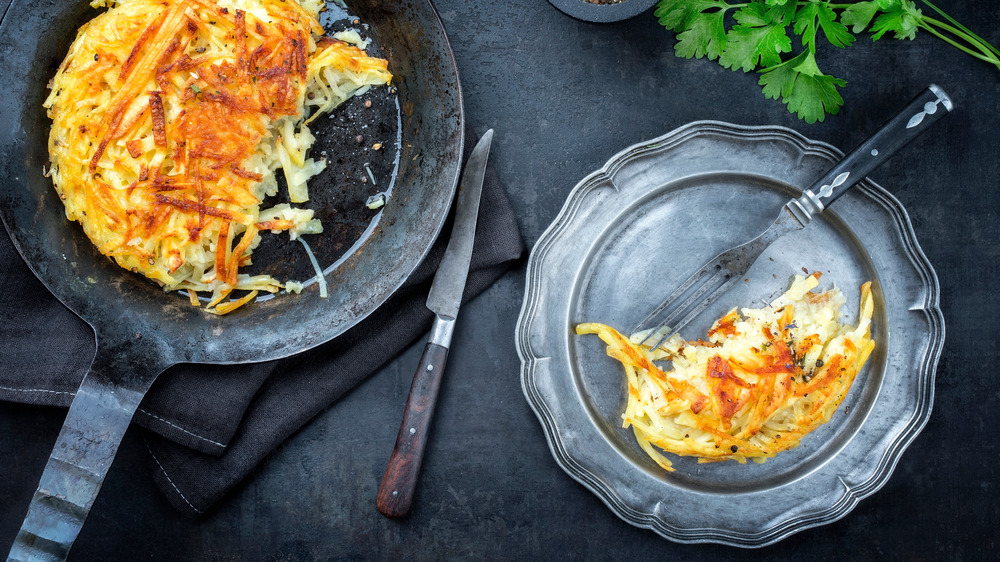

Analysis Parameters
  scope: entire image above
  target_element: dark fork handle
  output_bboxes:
[801,85,953,213]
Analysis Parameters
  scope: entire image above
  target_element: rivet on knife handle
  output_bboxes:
[376,129,494,518]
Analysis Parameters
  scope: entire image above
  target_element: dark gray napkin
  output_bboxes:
[0,130,524,516]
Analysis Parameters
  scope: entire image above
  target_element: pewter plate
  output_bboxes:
[515,121,944,547]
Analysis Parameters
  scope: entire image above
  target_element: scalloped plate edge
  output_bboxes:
[515,120,944,547]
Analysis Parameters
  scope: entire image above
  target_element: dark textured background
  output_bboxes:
[3,0,998,559]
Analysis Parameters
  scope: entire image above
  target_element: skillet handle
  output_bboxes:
[6,341,167,562]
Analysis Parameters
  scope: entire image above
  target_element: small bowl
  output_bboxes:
[548,0,659,23]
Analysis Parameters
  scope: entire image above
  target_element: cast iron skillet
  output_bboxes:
[0,0,463,559]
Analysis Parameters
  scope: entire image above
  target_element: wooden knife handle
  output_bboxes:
[377,342,449,518]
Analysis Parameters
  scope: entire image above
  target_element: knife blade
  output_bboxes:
[376,129,494,518]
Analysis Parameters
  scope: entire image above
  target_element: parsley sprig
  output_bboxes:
[655,0,1000,123]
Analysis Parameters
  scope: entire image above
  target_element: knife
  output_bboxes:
[376,129,494,518]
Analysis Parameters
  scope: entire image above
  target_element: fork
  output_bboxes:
[633,85,953,350]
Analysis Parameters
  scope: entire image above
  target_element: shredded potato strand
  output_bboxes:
[45,0,391,313]
[577,274,875,471]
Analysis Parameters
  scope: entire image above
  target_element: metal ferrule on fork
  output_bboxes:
[786,190,823,227]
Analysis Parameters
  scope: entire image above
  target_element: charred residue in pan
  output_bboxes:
[240,6,402,290]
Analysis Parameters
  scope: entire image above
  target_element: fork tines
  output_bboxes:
[632,252,744,352]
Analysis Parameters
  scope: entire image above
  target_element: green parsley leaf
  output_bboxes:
[759,52,803,101]
[719,3,791,71]
[794,3,854,51]
[785,72,846,123]
[792,3,820,47]
[840,1,880,33]
[870,0,922,40]
[759,51,845,123]
[654,0,726,32]
[656,0,732,60]
[816,4,855,48]
[656,0,998,122]
[675,10,728,59]
[733,1,775,27]
[792,3,853,50]
[792,49,828,77]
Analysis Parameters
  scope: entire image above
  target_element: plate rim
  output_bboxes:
[516,120,945,547]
